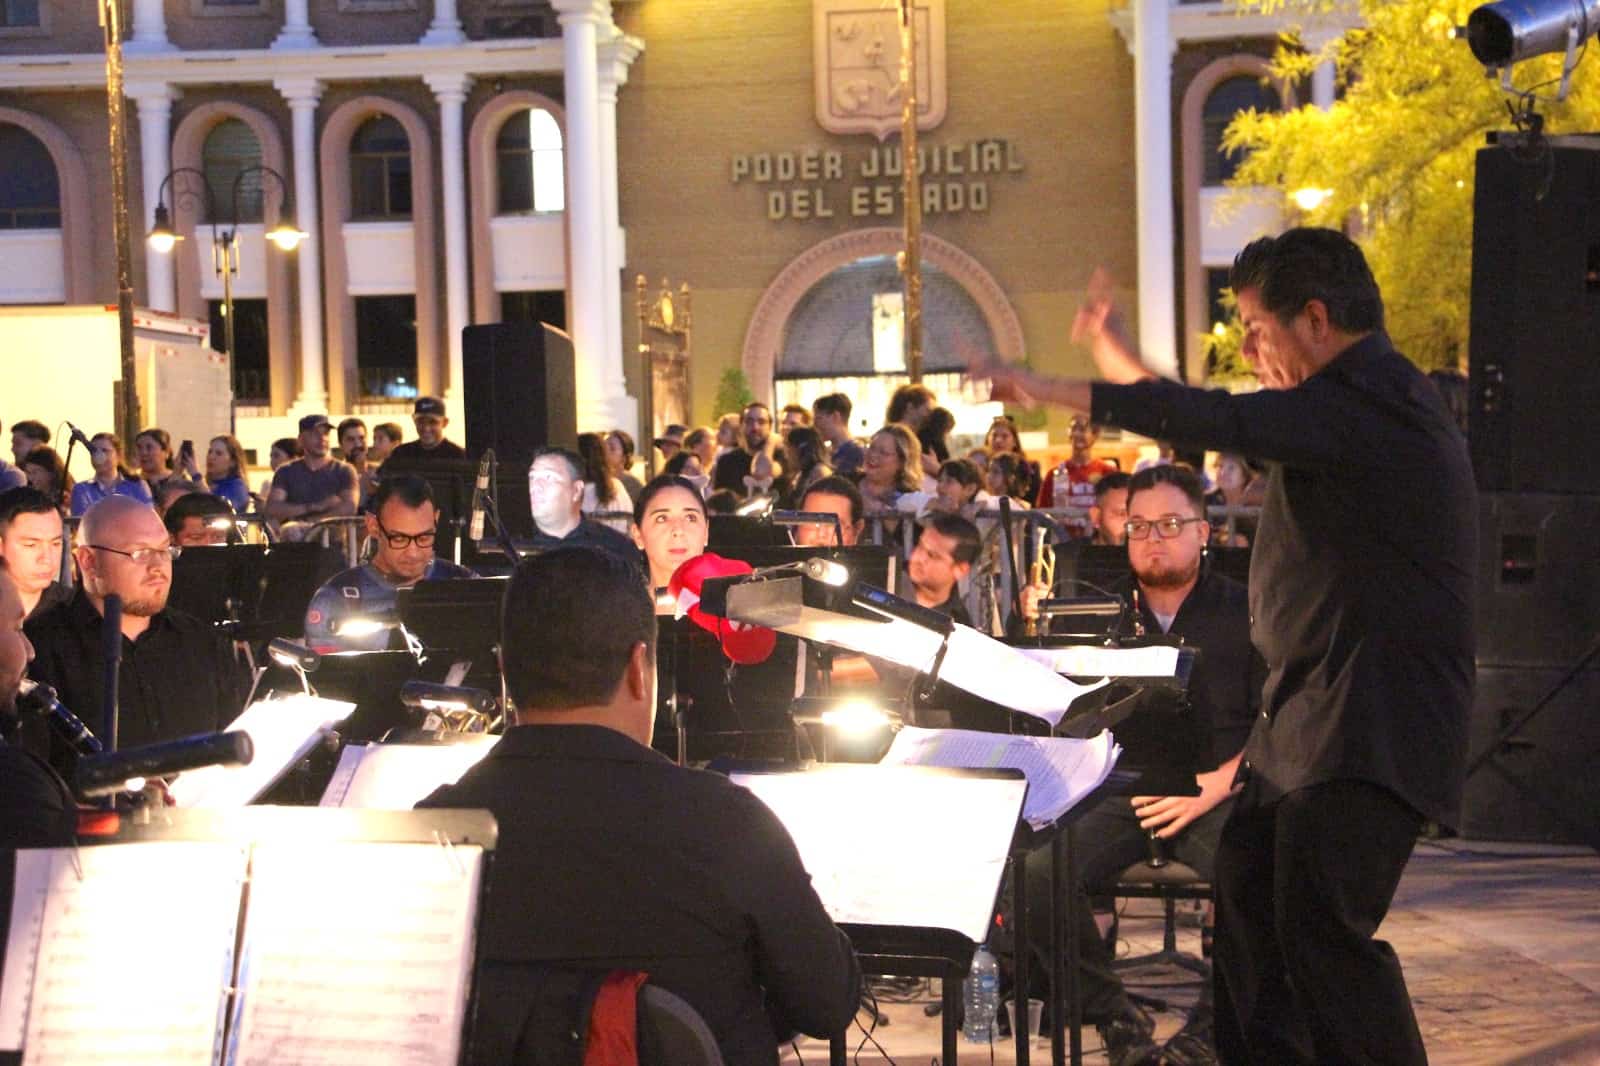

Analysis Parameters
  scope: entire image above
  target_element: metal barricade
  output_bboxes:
[304,516,370,568]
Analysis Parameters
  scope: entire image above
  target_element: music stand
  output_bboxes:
[168,544,267,626]
[395,577,509,691]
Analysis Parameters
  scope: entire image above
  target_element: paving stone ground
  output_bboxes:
[782,839,1600,1066]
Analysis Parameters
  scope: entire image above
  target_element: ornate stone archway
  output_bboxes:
[0,107,93,304]
[741,228,1025,400]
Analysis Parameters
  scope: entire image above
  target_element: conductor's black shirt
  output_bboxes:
[23,590,248,772]
[1093,332,1476,825]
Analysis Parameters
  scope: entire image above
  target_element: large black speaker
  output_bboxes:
[462,322,577,469]
[1459,492,1600,845]
[1469,134,1600,494]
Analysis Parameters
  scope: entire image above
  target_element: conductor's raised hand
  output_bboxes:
[1071,267,1159,385]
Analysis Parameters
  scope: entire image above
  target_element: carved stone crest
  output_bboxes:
[813,0,946,141]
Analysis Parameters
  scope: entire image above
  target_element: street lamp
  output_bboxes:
[146,164,306,428]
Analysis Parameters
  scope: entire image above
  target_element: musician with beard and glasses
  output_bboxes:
[1018,462,1263,1066]
[21,496,248,775]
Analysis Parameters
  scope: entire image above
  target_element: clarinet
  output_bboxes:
[16,679,104,755]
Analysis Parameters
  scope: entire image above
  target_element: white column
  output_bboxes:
[272,0,318,50]
[124,0,172,53]
[1132,0,1178,379]
[130,84,176,313]
[1304,29,1339,109]
[597,33,642,434]
[276,78,328,414]
[552,0,633,430]
[421,0,465,45]
[427,73,473,415]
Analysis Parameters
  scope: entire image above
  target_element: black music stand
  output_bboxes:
[396,576,509,691]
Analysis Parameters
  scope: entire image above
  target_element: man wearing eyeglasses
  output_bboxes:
[1018,463,1262,1065]
[304,475,474,653]
[22,496,248,774]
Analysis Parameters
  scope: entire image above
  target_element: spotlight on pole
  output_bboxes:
[1464,0,1600,100]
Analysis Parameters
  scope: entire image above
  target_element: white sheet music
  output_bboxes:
[14,843,247,1065]
[1017,644,1181,679]
[319,737,498,809]
[0,851,51,1051]
[226,842,482,1066]
[881,727,1122,830]
[730,766,1025,942]
[169,694,357,809]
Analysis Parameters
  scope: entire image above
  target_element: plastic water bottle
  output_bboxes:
[962,944,999,1043]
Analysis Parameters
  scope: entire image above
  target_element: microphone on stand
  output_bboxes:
[468,450,493,542]
[102,593,123,752]
[64,421,94,449]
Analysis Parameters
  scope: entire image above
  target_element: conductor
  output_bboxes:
[978,228,1475,1065]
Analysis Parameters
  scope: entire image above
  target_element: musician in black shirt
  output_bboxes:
[0,560,76,847]
[23,497,247,774]
[984,229,1474,1065]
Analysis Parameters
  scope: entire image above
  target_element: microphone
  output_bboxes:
[102,593,122,751]
[468,450,492,541]
[65,421,93,449]
[17,679,103,756]
[73,730,254,798]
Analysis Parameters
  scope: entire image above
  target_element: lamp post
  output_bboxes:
[146,164,306,431]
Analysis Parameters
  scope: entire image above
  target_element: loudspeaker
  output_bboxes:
[462,322,577,469]
[1468,134,1600,494]
[1476,493,1600,668]
[1458,664,1600,847]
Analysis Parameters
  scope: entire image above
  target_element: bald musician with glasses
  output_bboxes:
[22,495,249,772]
[304,475,475,652]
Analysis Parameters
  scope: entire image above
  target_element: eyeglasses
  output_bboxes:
[1124,516,1206,541]
[89,544,179,566]
[374,518,437,550]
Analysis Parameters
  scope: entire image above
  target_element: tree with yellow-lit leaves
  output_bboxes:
[1209,0,1600,378]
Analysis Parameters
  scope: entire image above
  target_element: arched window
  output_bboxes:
[495,108,564,214]
[350,115,412,220]
[0,123,60,229]
[200,118,263,223]
[1202,76,1281,186]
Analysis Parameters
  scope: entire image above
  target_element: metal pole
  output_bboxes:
[220,232,237,435]
[898,0,924,384]
[101,0,143,447]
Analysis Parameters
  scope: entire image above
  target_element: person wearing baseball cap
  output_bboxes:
[652,424,687,463]
[264,414,359,539]
[383,396,467,467]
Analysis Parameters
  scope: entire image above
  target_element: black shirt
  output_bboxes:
[1092,332,1476,824]
[0,739,76,848]
[930,586,973,628]
[712,449,756,493]
[527,518,641,567]
[383,439,468,465]
[27,581,73,622]
[1116,567,1264,769]
[418,724,860,1065]
[23,590,250,773]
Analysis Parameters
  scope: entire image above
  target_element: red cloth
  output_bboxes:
[667,553,777,665]
[583,970,648,1066]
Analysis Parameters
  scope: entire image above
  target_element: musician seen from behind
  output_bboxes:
[304,475,474,653]
[526,446,639,562]
[1019,463,1263,1066]
[419,547,860,1064]
[23,496,248,773]
[0,559,77,848]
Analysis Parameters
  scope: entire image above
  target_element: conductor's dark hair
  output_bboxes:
[502,547,655,711]
[371,474,434,513]
[800,475,864,526]
[1229,227,1384,334]
[920,511,981,565]
[1127,463,1207,517]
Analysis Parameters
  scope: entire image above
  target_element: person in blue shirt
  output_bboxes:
[202,435,252,515]
[69,433,153,517]
[303,474,474,652]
